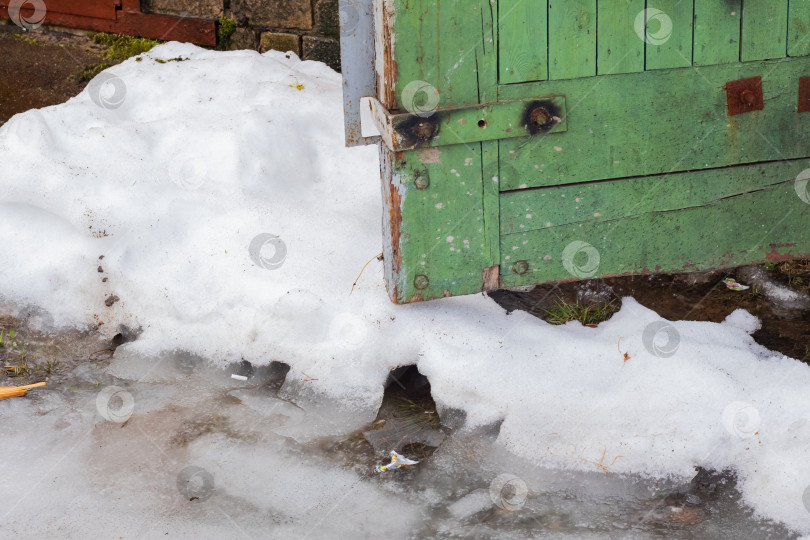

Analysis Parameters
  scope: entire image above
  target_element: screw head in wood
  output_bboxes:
[414,173,429,189]
[512,260,529,276]
[414,274,430,290]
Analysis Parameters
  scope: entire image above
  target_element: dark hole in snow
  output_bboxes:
[111,324,141,348]
[363,365,448,462]
[251,360,291,395]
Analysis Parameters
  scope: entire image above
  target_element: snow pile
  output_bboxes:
[2,43,810,533]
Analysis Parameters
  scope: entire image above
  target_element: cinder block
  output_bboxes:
[260,32,301,55]
[145,0,223,19]
[302,35,340,72]
[232,0,312,30]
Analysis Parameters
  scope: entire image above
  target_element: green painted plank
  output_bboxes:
[501,160,800,235]
[480,0,499,103]
[482,140,501,269]
[597,0,644,75]
[384,145,493,302]
[644,0,694,70]
[694,1,741,66]
[499,159,810,286]
[547,0,596,80]
[788,0,810,57]
[497,56,810,191]
[499,0,548,84]
[392,0,490,110]
[380,0,498,303]
[742,0,788,61]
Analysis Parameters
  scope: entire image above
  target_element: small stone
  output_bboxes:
[97,266,104,273]
[105,295,119,307]
[102,277,108,283]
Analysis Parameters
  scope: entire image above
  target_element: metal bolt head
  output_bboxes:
[413,120,436,141]
[414,274,430,290]
[414,173,429,189]
[530,107,551,127]
[512,260,529,276]
[740,89,756,106]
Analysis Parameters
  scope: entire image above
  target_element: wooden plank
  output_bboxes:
[380,0,498,303]
[788,0,810,57]
[482,140,502,276]
[547,0,596,79]
[497,56,810,191]
[501,160,802,234]
[597,0,644,75]
[644,0,694,70]
[499,0,548,84]
[499,160,810,286]
[742,0,789,62]
[694,0,741,66]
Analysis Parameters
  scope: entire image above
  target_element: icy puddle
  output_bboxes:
[0,341,797,539]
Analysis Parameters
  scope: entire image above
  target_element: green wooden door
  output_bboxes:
[375,0,810,303]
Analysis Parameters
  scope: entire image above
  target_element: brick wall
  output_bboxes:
[143,0,341,71]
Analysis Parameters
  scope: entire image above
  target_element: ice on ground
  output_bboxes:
[739,266,810,310]
[1,42,810,535]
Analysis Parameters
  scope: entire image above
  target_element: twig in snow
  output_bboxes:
[350,252,384,294]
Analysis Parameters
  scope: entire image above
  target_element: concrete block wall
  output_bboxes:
[143,0,341,71]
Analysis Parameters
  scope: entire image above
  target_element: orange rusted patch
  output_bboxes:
[766,250,810,262]
[380,2,398,108]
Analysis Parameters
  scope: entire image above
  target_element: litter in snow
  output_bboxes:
[375,451,420,472]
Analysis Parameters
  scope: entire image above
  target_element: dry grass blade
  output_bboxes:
[0,381,46,400]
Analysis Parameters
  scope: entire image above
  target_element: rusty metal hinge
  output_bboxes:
[368,96,568,152]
